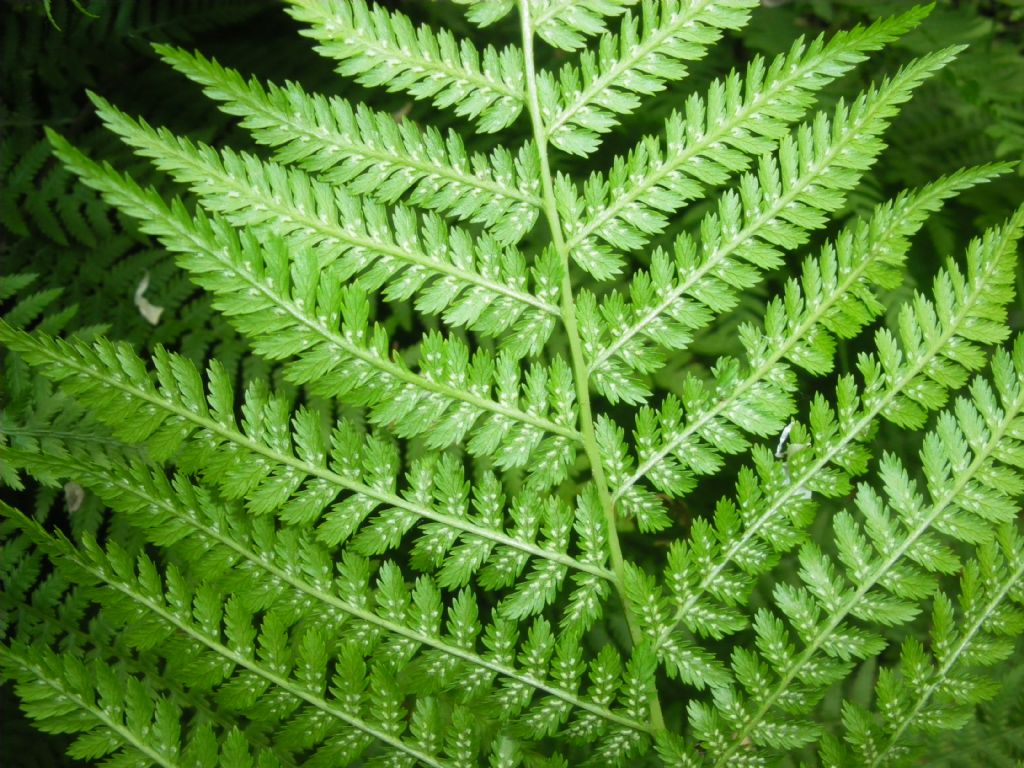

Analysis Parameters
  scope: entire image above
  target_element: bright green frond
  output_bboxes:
[0,642,285,768]
[569,41,956,282]
[604,175,1018,532]
[0,327,590,572]
[561,7,933,264]
[286,0,526,133]
[693,334,1024,765]
[4,506,455,767]
[839,524,1024,766]
[614,199,1021,579]
[584,162,1007,404]
[451,0,516,28]
[622,202,1024,643]
[45,134,578,478]
[530,0,641,52]
[82,96,560,354]
[155,45,542,245]
[538,0,759,156]
[1,500,650,765]
[6,1,1024,765]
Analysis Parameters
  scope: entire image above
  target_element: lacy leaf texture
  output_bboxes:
[2,1,1024,766]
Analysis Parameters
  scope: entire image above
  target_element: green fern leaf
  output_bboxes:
[287,0,526,133]
[538,0,760,156]
[154,45,543,244]
[44,135,579,482]
[529,0,641,52]
[561,6,934,272]
[689,321,1024,764]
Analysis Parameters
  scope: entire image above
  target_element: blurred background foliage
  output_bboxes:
[1,0,1022,764]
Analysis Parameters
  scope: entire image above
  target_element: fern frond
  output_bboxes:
[0,543,293,764]
[0,271,80,336]
[538,0,759,156]
[3,499,652,764]
[623,203,1023,672]
[0,271,111,492]
[286,0,526,133]
[835,526,1024,767]
[584,158,1005,406]
[46,134,579,480]
[684,333,1024,764]
[1,439,622,708]
[602,171,1017,532]
[0,635,284,768]
[5,509,458,767]
[0,328,603,597]
[0,135,114,250]
[569,38,955,278]
[578,48,952,285]
[0,138,62,242]
[155,45,543,245]
[596,56,985,523]
[561,7,932,264]
[530,0,641,52]
[450,0,516,28]
[893,662,1024,768]
[0,378,115,496]
[85,95,560,351]
[6,1,1024,763]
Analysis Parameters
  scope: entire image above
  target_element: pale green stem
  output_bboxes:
[517,0,665,733]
